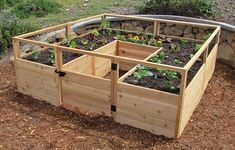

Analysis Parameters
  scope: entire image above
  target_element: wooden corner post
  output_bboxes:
[55,47,63,105]
[111,58,119,120]
[175,69,188,138]
[154,21,160,36]
[66,23,72,41]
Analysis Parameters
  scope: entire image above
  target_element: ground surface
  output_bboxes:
[0,60,234,149]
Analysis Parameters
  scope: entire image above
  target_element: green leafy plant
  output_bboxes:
[106,28,112,36]
[203,32,212,41]
[174,58,183,65]
[31,49,39,60]
[70,41,76,48]
[169,43,177,52]
[149,51,168,64]
[12,0,61,19]
[91,29,100,37]
[193,43,202,52]
[89,42,96,50]
[61,38,69,45]
[81,39,89,46]
[133,65,153,79]
[149,38,157,46]
[47,48,55,65]
[156,40,163,47]
[180,39,188,47]
[99,19,111,29]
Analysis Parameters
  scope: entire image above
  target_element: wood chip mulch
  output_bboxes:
[0,60,234,149]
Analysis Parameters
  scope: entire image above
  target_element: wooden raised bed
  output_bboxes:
[13,14,220,138]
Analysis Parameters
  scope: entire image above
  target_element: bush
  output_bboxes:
[0,0,20,9]
[139,0,219,17]
[12,0,61,18]
[0,12,39,55]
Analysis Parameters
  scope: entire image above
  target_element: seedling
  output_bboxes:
[89,42,96,51]
[169,43,177,52]
[133,65,153,79]
[81,39,89,46]
[31,49,39,60]
[180,39,188,47]
[61,38,69,45]
[156,40,163,47]
[174,58,182,65]
[149,38,157,46]
[70,41,76,48]
[106,28,112,36]
[91,29,100,37]
[47,49,55,65]
[203,32,212,41]
[149,51,167,64]
[193,43,202,52]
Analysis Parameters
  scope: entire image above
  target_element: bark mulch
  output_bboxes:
[0,61,234,149]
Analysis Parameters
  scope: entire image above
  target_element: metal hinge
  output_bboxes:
[55,69,66,77]
[111,105,116,112]
[111,63,117,71]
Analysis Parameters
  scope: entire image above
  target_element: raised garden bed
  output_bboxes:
[13,14,220,138]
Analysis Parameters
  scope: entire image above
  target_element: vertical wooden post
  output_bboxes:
[175,69,188,138]
[101,15,107,29]
[111,58,119,120]
[13,38,20,59]
[216,27,221,44]
[55,47,63,105]
[154,21,160,36]
[66,23,72,40]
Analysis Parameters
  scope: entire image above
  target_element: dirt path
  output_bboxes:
[0,61,234,149]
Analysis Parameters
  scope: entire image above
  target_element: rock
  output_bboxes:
[166,23,175,27]
[32,46,41,50]
[220,30,230,42]
[231,42,235,51]
[160,23,166,30]
[196,33,204,40]
[145,25,154,33]
[111,22,121,29]
[193,28,199,34]
[71,32,77,39]
[75,28,87,35]
[122,23,143,32]
[174,29,183,36]
[163,26,171,35]
[175,24,186,30]
[199,28,205,33]
[55,32,66,40]
[184,26,192,34]
[47,36,56,43]
[226,33,233,44]
[133,26,144,32]
[132,21,140,26]
[217,42,233,61]
[184,33,195,39]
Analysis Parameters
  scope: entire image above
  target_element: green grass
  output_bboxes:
[30,0,143,27]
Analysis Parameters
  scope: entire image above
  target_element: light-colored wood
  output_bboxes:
[111,58,119,120]
[15,58,60,106]
[66,24,72,40]
[178,64,205,135]
[61,70,111,116]
[55,48,63,105]
[204,44,218,90]
[154,21,160,36]
[116,82,179,138]
[175,69,188,138]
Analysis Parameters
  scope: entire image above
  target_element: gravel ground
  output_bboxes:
[0,60,234,149]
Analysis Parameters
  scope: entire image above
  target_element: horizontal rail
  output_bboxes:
[14,37,185,72]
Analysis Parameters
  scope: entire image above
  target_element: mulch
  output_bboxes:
[0,60,234,149]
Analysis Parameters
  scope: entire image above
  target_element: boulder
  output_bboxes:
[192,27,199,34]
[111,22,121,29]
[184,26,192,34]
[122,23,143,32]
[184,33,195,39]
[145,25,154,33]
[196,33,204,40]
[75,28,87,35]
[166,23,175,27]
[55,32,66,40]
[47,36,56,43]
[163,26,171,35]
[217,42,233,60]
[174,29,183,36]
[231,42,235,51]
[226,33,233,44]
[175,24,186,30]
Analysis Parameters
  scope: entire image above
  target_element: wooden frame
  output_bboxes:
[13,14,221,138]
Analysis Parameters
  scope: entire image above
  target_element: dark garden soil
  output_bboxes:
[0,60,234,149]
[25,49,81,66]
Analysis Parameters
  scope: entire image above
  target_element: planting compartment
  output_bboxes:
[13,14,220,138]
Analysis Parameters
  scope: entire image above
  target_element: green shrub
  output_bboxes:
[139,0,220,17]
[12,0,61,18]
[0,12,39,55]
[0,0,20,9]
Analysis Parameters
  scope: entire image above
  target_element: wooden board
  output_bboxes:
[61,70,111,116]
[15,59,59,106]
[178,64,205,135]
[116,82,179,138]
[204,44,218,90]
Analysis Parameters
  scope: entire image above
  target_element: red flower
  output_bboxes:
[127,34,132,37]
